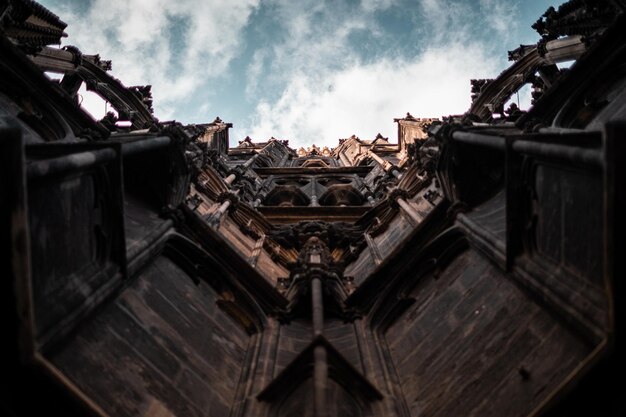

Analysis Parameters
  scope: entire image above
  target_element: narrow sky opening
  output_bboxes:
[39,0,565,147]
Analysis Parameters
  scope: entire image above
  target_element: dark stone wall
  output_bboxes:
[275,319,312,376]
[533,164,603,284]
[346,213,416,286]
[26,152,126,348]
[274,319,362,377]
[345,187,440,286]
[29,173,101,338]
[274,378,364,417]
[49,255,251,417]
[3,3,623,413]
[385,249,591,417]
[325,319,361,372]
[344,246,377,286]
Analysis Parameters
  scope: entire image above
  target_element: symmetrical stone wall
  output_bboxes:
[1,1,625,416]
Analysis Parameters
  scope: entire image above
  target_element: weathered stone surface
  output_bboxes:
[51,256,250,417]
[385,250,590,417]
[2,1,624,416]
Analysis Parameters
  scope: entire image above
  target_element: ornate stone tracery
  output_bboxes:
[1,1,625,417]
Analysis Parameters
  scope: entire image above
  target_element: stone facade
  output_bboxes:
[1,0,625,416]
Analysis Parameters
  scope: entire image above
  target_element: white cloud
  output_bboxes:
[418,0,474,44]
[245,42,500,147]
[245,49,268,97]
[41,0,526,147]
[479,0,520,40]
[240,0,510,146]
[49,0,259,120]
[361,0,397,12]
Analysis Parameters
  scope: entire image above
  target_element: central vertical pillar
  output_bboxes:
[311,276,324,336]
[311,275,327,417]
[310,178,319,207]
[313,345,328,417]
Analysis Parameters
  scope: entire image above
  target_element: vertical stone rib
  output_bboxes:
[311,276,327,417]
[311,276,324,336]
[248,234,265,267]
[310,177,319,207]
[364,233,383,265]
[313,345,328,417]
[278,152,289,167]
[339,151,352,167]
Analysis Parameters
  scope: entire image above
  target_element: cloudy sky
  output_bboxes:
[39,0,563,147]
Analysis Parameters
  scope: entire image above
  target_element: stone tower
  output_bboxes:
[1,0,625,416]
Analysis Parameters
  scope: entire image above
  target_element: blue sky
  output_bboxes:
[39,0,564,147]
